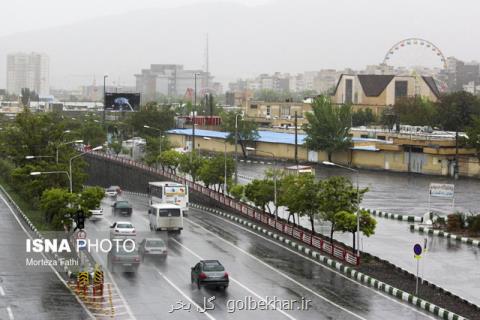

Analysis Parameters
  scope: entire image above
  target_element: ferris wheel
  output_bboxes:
[382,38,447,69]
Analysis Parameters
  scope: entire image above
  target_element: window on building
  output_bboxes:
[281,105,290,117]
[345,79,353,104]
[395,81,408,99]
[266,105,271,116]
[250,104,257,109]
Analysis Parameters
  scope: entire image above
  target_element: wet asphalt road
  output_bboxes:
[0,194,90,320]
[238,162,480,305]
[237,161,480,216]
[84,194,437,320]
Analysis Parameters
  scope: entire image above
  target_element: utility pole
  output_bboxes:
[103,75,108,125]
[192,73,199,153]
[294,111,298,166]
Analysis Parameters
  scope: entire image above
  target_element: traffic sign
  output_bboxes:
[77,230,87,240]
[413,243,422,255]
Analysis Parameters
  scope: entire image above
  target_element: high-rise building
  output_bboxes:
[6,52,49,96]
[135,64,214,103]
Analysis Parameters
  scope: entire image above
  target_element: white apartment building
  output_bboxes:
[7,52,49,96]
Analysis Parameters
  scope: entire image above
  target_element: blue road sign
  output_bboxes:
[413,243,422,256]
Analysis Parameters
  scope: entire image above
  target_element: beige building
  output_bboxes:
[331,74,440,115]
[165,128,480,179]
[243,100,312,127]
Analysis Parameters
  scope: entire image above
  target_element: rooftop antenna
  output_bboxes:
[205,33,209,92]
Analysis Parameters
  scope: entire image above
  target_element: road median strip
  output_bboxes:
[410,225,480,247]
[189,202,469,320]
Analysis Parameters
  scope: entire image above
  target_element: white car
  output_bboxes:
[105,186,121,197]
[89,208,103,221]
[110,221,136,239]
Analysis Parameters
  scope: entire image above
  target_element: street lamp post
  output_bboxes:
[323,161,360,255]
[234,113,242,184]
[56,139,84,164]
[103,75,108,125]
[30,171,72,193]
[246,147,277,219]
[144,125,165,169]
[203,137,227,195]
[69,146,103,193]
[192,73,200,153]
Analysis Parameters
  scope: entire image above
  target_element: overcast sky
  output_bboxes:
[0,0,270,37]
[0,0,478,89]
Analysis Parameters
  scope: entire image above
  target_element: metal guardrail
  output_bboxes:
[90,152,360,266]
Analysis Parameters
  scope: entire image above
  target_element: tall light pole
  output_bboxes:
[234,113,242,184]
[204,137,227,194]
[30,171,72,193]
[192,73,200,153]
[323,161,361,255]
[144,125,165,168]
[69,146,103,193]
[56,139,84,164]
[246,147,277,219]
[103,75,108,125]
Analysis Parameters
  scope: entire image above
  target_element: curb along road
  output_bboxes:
[410,225,480,247]
[189,202,470,320]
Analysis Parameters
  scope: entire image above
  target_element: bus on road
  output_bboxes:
[147,181,189,215]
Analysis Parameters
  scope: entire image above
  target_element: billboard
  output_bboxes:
[429,183,455,198]
[104,93,140,111]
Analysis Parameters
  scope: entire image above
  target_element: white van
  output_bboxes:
[148,203,183,232]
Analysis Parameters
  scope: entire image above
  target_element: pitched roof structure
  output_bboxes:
[357,74,395,97]
[421,76,440,98]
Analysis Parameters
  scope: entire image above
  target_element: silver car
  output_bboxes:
[107,243,141,273]
[138,238,167,261]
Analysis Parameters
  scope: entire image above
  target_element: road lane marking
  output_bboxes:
[191,209,436,320]
[6,306,13,320]
[0,193,96,319]
[170,238,297,320]
[88,246,137,320]
[183,217,371,320]
[156,271,216,320]
[0,286,5,296]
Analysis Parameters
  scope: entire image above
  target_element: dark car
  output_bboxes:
[112,200,132,217]
[107,242,141,273]
[191,260,229,289]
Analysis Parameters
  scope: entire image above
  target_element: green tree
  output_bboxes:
[465,116,480,155]
[436,91,480,132]
[303,96,352,161]
[125,102,175,136]
[352,108,377,126]
[317,176,367,242]
[39,188,76,227]
[109,141,122,155]
[178,151,205,182]
[198,155,235,192]
[221,111,259,157]
[76,186,104,216]
[144,136,171,166]
[244,179,275,214]
[280,174,320,231]
[78,115,105,147]
[393,96,437,126]
[158,150,182,173]
[229,184,245,200]
[436,92,480,176]
[335,210,377,252]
